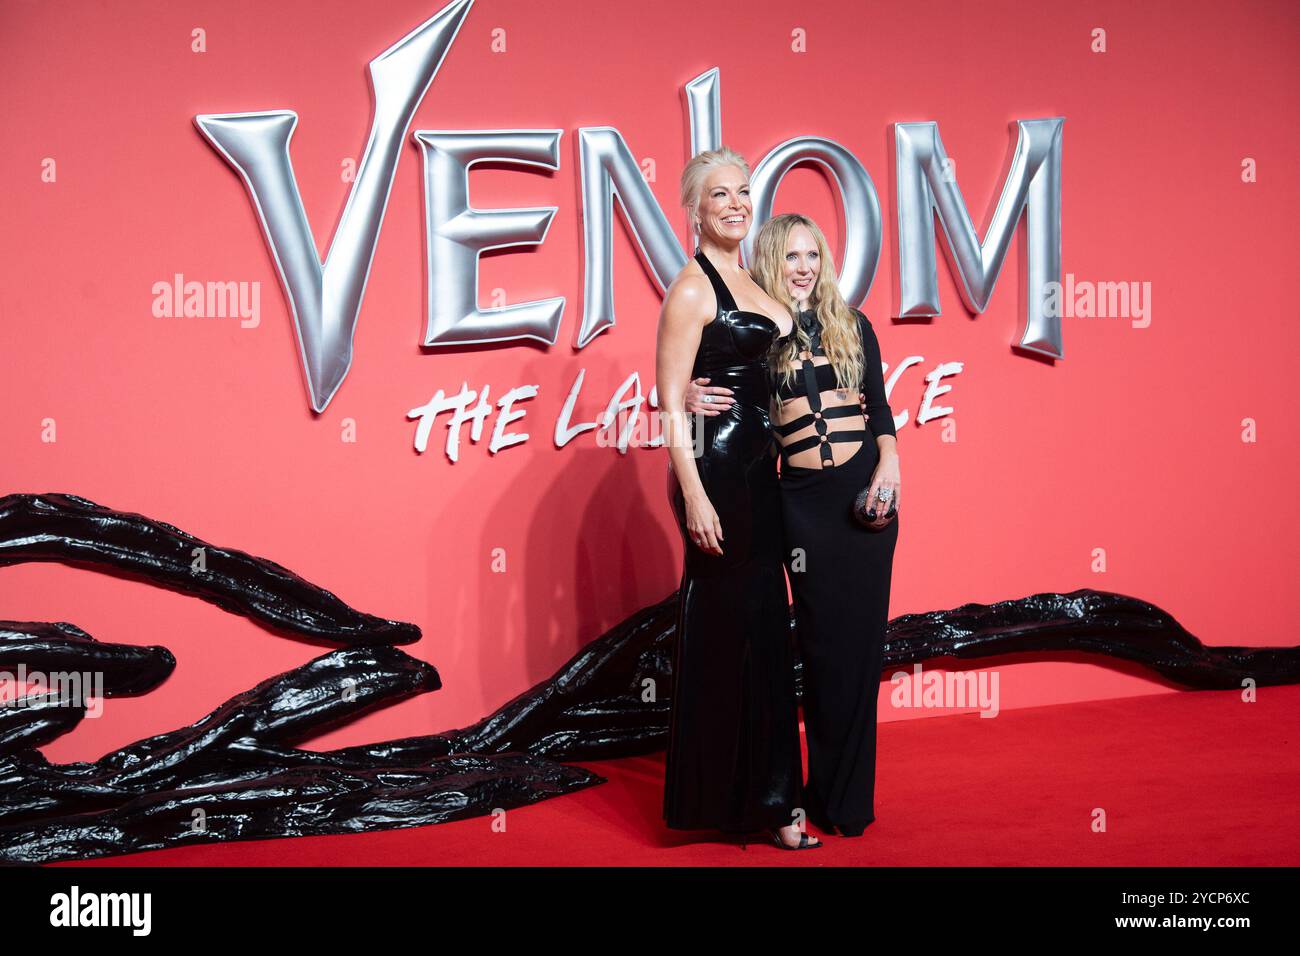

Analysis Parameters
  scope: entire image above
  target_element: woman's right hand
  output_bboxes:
[684,377,736,416]
[685,492,724,555]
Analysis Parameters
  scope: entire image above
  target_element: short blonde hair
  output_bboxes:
[680,146,751,232]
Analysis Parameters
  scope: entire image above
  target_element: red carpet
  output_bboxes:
[52,684,1300,867]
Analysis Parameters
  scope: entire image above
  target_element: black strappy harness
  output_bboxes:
[774,312,868,468]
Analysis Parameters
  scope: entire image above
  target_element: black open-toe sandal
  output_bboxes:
[766,827,822,850]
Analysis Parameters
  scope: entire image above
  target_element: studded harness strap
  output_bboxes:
[775,312,869,468]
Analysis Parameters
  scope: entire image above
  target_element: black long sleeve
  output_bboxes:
[853,309,896,439]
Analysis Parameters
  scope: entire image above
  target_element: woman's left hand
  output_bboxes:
[863,450,900,527]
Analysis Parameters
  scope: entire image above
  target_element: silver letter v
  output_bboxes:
[194,0,473,413]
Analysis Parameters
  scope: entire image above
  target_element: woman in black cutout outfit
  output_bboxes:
[685,213,901,837]
[656,150,820,850]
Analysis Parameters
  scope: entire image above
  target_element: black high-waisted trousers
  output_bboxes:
[779,439,898,833]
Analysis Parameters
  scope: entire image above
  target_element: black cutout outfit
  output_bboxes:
[774,307,899,834]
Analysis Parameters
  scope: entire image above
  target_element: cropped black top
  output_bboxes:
[772,307,896,467]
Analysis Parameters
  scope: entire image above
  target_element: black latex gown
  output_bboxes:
[663,249,803,832]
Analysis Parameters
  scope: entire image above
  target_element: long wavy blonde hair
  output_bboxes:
[749,213,863,398]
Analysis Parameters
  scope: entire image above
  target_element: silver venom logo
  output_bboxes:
[194,0,1063,414]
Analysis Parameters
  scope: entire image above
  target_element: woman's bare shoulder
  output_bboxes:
[663,262,715,322]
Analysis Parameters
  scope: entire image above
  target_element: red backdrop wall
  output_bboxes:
[3,0,1297,763]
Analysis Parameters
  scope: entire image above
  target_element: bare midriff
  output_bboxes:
[771,348,868,469]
